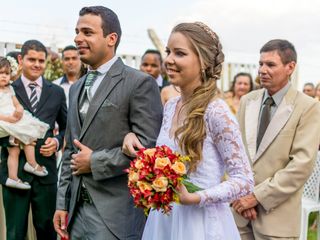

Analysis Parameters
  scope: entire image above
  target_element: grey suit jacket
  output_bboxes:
[56,58,163,239]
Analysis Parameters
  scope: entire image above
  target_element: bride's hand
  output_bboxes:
[177,184,201,205]
[122,132,144,157]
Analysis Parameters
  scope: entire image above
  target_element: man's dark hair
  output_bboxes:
[62,45,78,58]
[21,40,47,58]
[230,72,254,93]
[79,6,122,51]
[260,39,297,64]
[142,49,163,64]
[304,82,315,88]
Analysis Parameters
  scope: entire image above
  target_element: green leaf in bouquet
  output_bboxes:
[181,179,203,193]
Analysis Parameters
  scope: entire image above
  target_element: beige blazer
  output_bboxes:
[234,86,320,237]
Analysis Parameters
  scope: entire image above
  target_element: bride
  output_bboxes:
[122,22,254,240]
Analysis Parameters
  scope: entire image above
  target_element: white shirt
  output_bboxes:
[53,75,76,108]
[155,75,164,87]
[21,75,43,100]
[88,55,118,97]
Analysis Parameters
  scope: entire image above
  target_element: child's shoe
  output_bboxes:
[5,178,31,190]
[24,162,48,177]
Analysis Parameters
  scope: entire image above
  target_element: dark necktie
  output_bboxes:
[29,83,38,112]
[256,97,275,150]
[79,71,99,123]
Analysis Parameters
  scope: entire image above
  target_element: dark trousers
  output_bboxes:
[2,178,57,240]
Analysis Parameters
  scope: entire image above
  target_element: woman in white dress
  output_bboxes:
[0,57,49,190]
[122,22,254,239]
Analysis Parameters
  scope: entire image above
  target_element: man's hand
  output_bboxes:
[53,210,69,239]
[122,132,144,157]
[232,194,258,214]
[71,139,92,175]
[241,207,258,220]
[40,137,57,157]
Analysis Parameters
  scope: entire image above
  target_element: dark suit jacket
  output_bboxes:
[0,77,67,185]
[56,58,163,239]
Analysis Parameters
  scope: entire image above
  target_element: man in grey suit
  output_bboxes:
[53,6,163,240]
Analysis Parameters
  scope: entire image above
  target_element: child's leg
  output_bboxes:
[23,144,48,176]
[7,146,20,180]
[23,144,38,167]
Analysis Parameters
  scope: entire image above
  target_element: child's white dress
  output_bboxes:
[0,86,49,144]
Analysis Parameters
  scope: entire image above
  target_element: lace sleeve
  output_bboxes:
[197,100,254,206]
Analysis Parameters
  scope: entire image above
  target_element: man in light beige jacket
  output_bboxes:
[232,39,320,239]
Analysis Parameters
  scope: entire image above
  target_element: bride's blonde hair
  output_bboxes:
[173,22,224,172]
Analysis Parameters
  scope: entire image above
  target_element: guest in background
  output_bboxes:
[225,72,254,114]
[0,39,67,240]
[303,82,315,97]
[140,49,169,91]
[53,45,84,107]
[314,82,320,100]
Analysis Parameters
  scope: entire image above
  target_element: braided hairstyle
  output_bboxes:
[172,22,224,172]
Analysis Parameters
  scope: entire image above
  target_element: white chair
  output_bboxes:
[300,152,320,240]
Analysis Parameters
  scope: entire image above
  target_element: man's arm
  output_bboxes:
[54,89,68,149]
[54,119,72,239]
[40,88,67,156]
[254,101,320,212]
[56,122,73,210]
[90,75,163,181]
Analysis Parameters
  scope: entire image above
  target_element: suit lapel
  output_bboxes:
[245,90,263,161]
[12,78,33,112]
[79,59,124,140]
[254,87,296,162]
[75,76,86,132]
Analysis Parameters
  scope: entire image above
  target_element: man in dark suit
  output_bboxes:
[53,6,163,240]
[0,40,67,240]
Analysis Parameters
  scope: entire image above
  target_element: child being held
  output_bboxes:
[0,57,49,190]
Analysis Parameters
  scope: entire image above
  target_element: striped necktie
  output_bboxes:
[29,83,38,112]
[84,71,98,101]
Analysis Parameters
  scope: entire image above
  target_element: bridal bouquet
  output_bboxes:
[126,145,201,215]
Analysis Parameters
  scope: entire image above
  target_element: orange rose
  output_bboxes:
[152,177,169,192]
[128,170,139,182]
[143,148,157,157]
[171,162,187,175]
[134,160,144,169]
[137,181,153,193]
[154,157,171,169]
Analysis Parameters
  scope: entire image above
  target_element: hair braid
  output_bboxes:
[173,22,224,172]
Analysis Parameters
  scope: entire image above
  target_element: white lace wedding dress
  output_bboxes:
[142,97,254,240]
